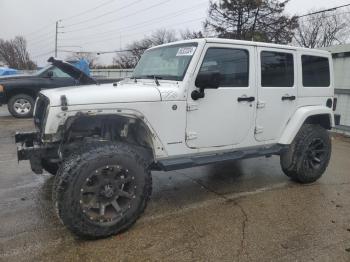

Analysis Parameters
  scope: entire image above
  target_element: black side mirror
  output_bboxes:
[47,71,53,78]
[192,71,220,100]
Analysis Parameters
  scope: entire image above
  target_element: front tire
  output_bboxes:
[280,124,331,184]
[8,94,35,118]
[54,142,152,239]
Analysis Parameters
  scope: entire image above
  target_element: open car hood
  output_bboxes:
[47,57,97,85]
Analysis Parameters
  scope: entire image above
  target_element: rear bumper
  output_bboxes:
[15,131,58,174]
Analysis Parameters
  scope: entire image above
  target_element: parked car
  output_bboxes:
[0,57,118,118]
[16,38,335,239]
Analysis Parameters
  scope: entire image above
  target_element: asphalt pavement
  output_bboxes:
[0,106,349,261]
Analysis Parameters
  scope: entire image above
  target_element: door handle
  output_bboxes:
[237,96,255,102]
[281,95,296,101]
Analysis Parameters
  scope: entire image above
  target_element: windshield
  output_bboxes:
[132,43,198,81]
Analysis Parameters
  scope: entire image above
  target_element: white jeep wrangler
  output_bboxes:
[16,38,335,238]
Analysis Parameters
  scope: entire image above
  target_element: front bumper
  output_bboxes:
[0,92,6,106]
[15,131,58,174]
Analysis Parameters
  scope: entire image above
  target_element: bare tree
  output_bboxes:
[113,29,178,68]
[150,29,178,45]
[294,10,349,48]
[65,52,98,68]
[112,53,138,69]
[112,38,152,69]
[0,36,36,69]
[204,0,298,44]
[180,29,204,40]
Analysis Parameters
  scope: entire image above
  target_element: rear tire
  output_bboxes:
[54,142,152,239]
[8,94,35,118]
[280,124,331,184]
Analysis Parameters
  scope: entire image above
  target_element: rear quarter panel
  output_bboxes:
[279,106,334,144]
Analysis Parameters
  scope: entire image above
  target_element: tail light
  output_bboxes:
[326,98,332,108]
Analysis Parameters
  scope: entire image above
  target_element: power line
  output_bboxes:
[59,16,205,50]
[296,3,350,18]
[61,1,347,46]
[28,41,55,52]
[31,50,54,59]
[41,0,350,60]
[60,1,207,42]
[25,1,116,44]
[63,0,172,34]
[205,3,350,38]
[80,16,205,46]
[299,9,350,22]
[58,47,147,55]
[61,0,116,21]
[27,34,55,46]
[27,29,55,41]
[63,0,143,28]
[24,22,55,37]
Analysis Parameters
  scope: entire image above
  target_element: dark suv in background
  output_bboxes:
[0,57,117,118]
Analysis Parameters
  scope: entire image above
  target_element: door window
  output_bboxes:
[197,48,249,87]
[261,51,294,87]
[301,55,330,87]
[50,67,72,78]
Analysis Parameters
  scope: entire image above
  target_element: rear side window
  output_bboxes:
[302,55,330,87]
[261,51,294,87]
[198,48,249,87]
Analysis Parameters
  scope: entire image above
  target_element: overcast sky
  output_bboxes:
[1,0,349,66]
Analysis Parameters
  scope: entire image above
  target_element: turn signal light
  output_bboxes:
[0,85,4,92]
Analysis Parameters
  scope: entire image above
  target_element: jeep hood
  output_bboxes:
[40,83,162,106]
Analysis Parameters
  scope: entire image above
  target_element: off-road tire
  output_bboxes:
[52,152,79,218]
[280,124,331,184]
[8,94,35,118]
[53,142,152,239]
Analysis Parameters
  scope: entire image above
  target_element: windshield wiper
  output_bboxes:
[146,75,162,86]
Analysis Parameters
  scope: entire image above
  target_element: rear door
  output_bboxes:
[255,47,297,141]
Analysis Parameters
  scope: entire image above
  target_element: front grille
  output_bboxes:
[34,94,49,132]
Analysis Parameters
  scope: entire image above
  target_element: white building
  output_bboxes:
[322,44,350,133]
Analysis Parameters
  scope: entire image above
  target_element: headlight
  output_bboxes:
[0,85,4,92]
[34,95,50,132]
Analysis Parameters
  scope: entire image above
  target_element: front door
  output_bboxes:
[41,66,76,89]
[186,44,256,149]
[255,47,297,141]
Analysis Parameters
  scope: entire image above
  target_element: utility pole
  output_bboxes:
[55,21,58,57]
[55,20,63,57]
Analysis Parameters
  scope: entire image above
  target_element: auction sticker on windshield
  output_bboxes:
[176,46,196,56]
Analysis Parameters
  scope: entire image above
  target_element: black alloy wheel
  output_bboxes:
[80,165,136,224]
[303,138,327,172]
